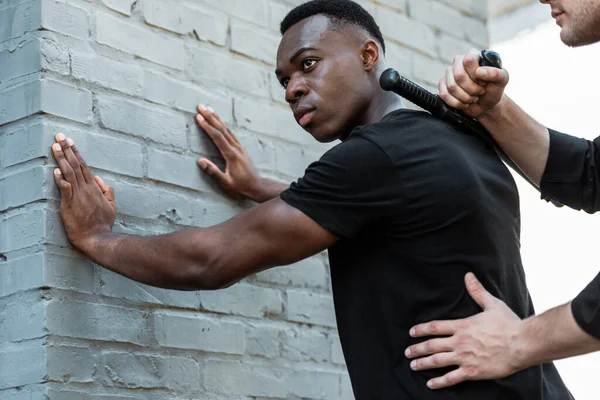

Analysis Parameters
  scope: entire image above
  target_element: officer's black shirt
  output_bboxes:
[281,109,572,399]
[541,129,600,338]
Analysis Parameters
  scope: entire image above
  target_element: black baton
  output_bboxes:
[379,50,562,207]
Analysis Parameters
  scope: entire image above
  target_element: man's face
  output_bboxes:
[541,0,600,46]
[275,15,372,142]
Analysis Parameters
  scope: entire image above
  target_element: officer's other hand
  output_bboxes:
[439,49,509,119]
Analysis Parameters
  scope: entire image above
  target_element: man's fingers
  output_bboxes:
[197,105,238,147]
[196,114,237,159]
[445,66,479,105]
[438,78,468,110]
[464,272,497,311]
[94,176,115,203]
[53,168,73,200]
[55,133,86,185]
[70,140,94,183]
[410,319,458,338]
[410,352,458,371]
[198,158,229,184]
[52,142,79,190]
[476,67,509,87]
[427,368,469,390]
[452,57,486,96]
[462,48,482,83]
[405,337,454,359]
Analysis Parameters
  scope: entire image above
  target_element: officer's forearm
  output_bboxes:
[478,96,550,186]
[515,302,600,369]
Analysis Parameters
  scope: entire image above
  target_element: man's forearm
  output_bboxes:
[478,96,550,185]
[82,230,220,291]
[249,178,289,203]
[515,302,600,369]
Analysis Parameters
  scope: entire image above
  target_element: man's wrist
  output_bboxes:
[510,318,535,373]
[478,95,509,126]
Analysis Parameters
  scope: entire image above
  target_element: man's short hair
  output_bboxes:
[280,0,386,55]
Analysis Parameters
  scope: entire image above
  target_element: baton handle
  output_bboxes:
[379,50,563,207]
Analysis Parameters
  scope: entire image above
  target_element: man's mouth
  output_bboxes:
[294,107,317,127]
[298,110,316,127]
[551,10,565,22]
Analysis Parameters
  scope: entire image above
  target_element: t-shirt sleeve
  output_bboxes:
[280,134,401,239]
[571,273,600,338]
[540,129,600,213]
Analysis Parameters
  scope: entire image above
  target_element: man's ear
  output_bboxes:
[361,39,380,71]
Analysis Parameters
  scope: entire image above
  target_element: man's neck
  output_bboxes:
[364,91,405,124]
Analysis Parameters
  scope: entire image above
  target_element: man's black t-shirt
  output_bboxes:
[281,109,572,399]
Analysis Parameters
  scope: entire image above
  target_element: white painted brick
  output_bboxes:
[200,284,283,319]
[255,256,328,289]
[96,94,188,148]
[409,0,464,37]
[288,369,341,400]
[147,148,214,192]
[375,8,436,57]
[287,289,337,327]
[0,121,44,168]
[235,131,277,170]
[412,53,448,86]
[46,300,151,345]
[385,42,413,79]
[187,47,271,99]
[41,0,89,40]
[98,268,200,308]
[275,142,320,178]
[245,323,280,358]
[96,12,185,70]
[143,0,228,46]
[47,390,144,400]
[3,390,46,400]
[0,253,44,298]
[46,346,96,383]
[0,1,42,43]
[438,34,476,64]
[203,0,268,26]
[440,0,488,20]
[44,124,145,178]
[231,20,279,65]
[41,35,70,75]
[188,198,247,227]
[0,345,46,390]
[97,352,200,392]
[0,209,45,253]
[44,252,95,294]
[71,52,144,96]
[330,334,345,365]
[269,1,291,32]
[374,0,407,12]
[155,311,245,354]
[144,70,232,123]
[283,327,329,362]
[100,0,136,16]
[233,98,314,146]
[41,79,93,123]
[0,294,46,343]
[340,374,355,400]
[203,360,286,397]
[0,39,40,82]
[0,167,53,210]
[463,15,488,47]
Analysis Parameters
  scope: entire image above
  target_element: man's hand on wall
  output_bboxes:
[195,104,288,203]
[52,133,117,252]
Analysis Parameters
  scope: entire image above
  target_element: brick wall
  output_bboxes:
[0,0,489,398]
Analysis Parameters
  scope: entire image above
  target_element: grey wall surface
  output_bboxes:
[0,0,489,398]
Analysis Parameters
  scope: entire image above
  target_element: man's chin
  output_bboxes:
[304,126,340,143]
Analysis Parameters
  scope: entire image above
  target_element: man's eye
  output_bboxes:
[302,59,317,70]
[281,78,290,89]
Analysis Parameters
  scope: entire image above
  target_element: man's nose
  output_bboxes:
[285,76,308,103]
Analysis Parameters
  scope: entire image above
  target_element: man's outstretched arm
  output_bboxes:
[404,273,600,390]
[52,133,336,291]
